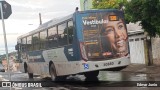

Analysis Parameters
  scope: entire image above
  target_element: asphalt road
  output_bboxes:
[0,70,160,90]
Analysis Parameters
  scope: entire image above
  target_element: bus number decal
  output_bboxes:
[104,62,114,66]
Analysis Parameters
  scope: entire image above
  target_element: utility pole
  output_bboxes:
[0,1,12,90]
[0,1,9,72]
[83,0,87,11]
[39,13,42,25]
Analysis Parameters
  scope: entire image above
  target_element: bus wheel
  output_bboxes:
[24,63,33,79]
[49,63,57,81]
[28,73,33,79]
[84,70,99,78]
[56,75,67,81]
[24,63,27,73]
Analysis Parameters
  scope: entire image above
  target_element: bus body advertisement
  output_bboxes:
[16,9,130,80]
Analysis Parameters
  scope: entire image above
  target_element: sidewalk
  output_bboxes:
[121,64,160,74]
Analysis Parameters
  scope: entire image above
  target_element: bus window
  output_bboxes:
[27,36,32,51]
[48,27,58,48]
[40,30,47,49]
[32,33,39,50]
[16,39,21,50]
[67,20,73,44]
[58,23,67,46]
[21,38,27,52]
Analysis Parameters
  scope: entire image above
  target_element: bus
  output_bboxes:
[15,9,130,80]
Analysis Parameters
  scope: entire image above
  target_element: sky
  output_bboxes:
[0,0,80,54]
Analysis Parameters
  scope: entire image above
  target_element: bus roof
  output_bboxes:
[78,9,120,14]
[17,13,74,39]
[17,9,120,40]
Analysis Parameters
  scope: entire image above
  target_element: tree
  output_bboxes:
[92,0,160,65]
[125,0,160,37]
[92,0,128,22]
[125,0,160,65]
[93,0,160,37]
[92,0,128,9]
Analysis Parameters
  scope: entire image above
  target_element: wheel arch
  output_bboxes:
[49,61,57,76]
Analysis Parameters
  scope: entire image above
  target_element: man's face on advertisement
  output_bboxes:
[103,18,128,55]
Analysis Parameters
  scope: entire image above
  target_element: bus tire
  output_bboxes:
[84,70,99,78]
[49,63,57,81]
[24,63,27,73]
[28,73,33,79]
[24,63,33,79]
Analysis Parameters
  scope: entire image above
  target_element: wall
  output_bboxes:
[152,38,160,65]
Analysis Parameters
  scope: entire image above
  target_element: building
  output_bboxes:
[1,52,19,72]
[80,0,93,11]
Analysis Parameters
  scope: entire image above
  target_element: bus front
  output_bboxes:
[75,9,130,76]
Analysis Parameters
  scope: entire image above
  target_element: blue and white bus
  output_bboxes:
[15,9,130,80]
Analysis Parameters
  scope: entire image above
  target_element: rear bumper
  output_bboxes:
[79,57,130,73]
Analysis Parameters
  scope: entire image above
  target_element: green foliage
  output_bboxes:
[92,0,160,37]
[64,26,73,36]
[125,0,160,37]
[92,0,129,24]
[92,0,127,9]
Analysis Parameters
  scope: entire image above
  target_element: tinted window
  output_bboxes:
[58,23,67,46]
[48,27,58,48]
[67,20,74,44]
[40,30,47,49]
[27,36,32,51]
[21,38,26,52]
[32,33,39,50]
